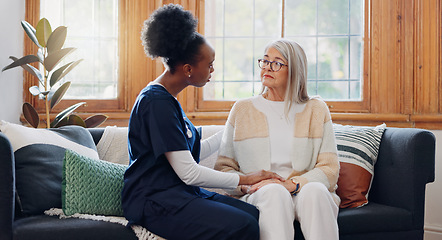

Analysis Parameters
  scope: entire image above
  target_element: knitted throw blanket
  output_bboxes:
[44,208,165,240]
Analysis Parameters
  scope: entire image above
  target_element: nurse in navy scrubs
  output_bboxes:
[121,4,282,240]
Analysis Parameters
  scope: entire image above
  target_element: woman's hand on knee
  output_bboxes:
[238,170,283,186]
[248,179,284,194]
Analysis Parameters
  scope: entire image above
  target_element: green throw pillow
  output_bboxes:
[62,149,126,216]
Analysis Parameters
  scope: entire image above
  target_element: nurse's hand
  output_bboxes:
[238,170,283,186]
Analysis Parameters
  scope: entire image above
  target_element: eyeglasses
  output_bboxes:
[258,59,287,72]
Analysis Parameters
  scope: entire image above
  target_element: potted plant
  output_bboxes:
[2,18,107,128]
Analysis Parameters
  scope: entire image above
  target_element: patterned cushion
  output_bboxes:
[62,149,126,216]
[0,121,99,215]
[333,123,386,208]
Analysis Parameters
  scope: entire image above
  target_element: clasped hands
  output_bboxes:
[238,170,297,195]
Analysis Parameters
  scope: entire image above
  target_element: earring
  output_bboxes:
[188,75,191,78]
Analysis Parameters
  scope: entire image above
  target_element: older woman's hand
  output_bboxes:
[238,170,283,186]
[247,178,297,194]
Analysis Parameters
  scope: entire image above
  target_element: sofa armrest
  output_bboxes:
[369,127,435,229]
[0,132,14,240]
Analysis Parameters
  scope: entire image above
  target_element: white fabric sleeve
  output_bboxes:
[165,150,239,189]
[200,129,224,160]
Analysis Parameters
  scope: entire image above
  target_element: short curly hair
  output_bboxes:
[141,4,205,73]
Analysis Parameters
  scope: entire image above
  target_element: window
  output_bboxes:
[25,1,442,129]
[203,0,364,102]
[40,0,119,100]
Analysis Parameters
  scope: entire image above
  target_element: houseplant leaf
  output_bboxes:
[50,102,86,128]
[43,47,76,72]
[84,114,108,128]
[29,86,41,96]
[36,18,52,48]
[22,102,39,128]
[49,62,71,87]
[50,81,71,109]
[67,114,87,127]
[2,55,40,72]
[49,59,82,87]
[53,117,69,128]
[47,26,67,54]
[21,20,42,48]
[9,56,43,83]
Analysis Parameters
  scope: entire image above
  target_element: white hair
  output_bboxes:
[261,39,310,116]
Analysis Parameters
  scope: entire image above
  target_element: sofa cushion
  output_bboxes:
[333,123,386,208]
[62,150,125,216]
[0,121,99,215]
[338,203,413,234]
[13,215,137,240]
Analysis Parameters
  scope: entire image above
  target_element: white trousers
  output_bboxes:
[241,182,339,240]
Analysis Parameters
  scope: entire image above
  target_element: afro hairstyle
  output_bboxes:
[141,4,206,72]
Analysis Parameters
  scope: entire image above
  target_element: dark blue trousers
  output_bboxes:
[140,193,260,240]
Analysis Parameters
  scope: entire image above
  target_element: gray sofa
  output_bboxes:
[0,126,435,240]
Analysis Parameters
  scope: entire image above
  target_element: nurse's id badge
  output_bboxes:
[186,127,192,138]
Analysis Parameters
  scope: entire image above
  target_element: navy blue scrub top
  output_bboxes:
[122,84,215,224]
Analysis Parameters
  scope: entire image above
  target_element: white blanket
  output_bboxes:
[44,208,165,240]
[96,126,130,165]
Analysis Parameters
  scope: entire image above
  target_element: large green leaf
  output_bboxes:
[22,102,39,128]
[43,48,76,72]
[53,117,69,128]
[84,114,108,128]
[68,114,87,127]
[50,81,71,109]
[50,102,86,128]
[9,56,43,83]
[2,55,40,72]
[53,114,86,128]
[36,18,52,48]
[21,21,42,48]
[49,59,83,87]
[47,26,67,54]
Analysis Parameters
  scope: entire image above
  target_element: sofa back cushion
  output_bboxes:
[0,121,99,215]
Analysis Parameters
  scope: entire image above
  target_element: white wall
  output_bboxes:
[425,130,442,240]
[0,0,24,124]
[1,0,441,238]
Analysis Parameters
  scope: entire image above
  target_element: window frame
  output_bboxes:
[24,0,442,129]
[192,0,370,113]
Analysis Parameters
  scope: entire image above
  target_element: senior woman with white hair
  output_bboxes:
[215,39,340,240]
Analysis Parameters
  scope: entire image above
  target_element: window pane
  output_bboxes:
[349,36,363,80]
[350,0,364,35]
[225,0,253,36]
[317,37,348,80]
[254,0,283,37]
[40,0,119,99]
[224,38,254,81]
[285,0,316,36]
[223,82,255,100]
[205,0,224,37]
[318,0,349,35]
[317,81,349,100]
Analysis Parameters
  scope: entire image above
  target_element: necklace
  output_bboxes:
[262,95,285,120]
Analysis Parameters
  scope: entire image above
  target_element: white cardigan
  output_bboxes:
[215,97,340,202]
